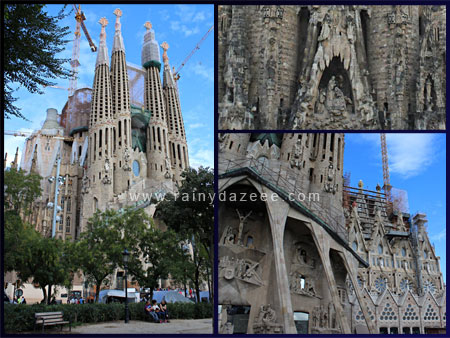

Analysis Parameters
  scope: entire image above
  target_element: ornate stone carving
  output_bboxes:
[292,242,316,268]
[122,147,131,171]
[164,156,172,179]
[324,162,337,194]
[311,303,338,333]
[102,157,112,184]
[290,139,303,169]
[289,271,319,297]
[81,170,90,194]
[219,255,264,286]
[236,209,252,245]
[253,304,283,334]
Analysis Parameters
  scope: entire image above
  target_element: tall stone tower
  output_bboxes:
[142,22,171,182]
[110,8,132,194]
[161,42,189,185]
[82,17,115,230]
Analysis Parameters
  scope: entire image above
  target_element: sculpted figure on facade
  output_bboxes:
[102,157,112,184]
[122,147,131,171]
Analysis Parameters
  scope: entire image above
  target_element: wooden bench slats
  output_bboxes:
[35,320,70,325]
[36,318,67,324]
[34,311,71,333]
[35,312,64,316]
[36,315,64,320]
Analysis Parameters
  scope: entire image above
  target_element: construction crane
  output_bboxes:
[380,133,392,203]
[5,130,73,142]
[173,25,214,82]
[69,4,97,96]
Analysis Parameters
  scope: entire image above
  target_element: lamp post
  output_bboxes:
[122,249,130,323]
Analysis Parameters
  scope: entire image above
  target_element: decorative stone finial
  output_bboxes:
[161,42,169,64]
[358,179,363,188]
[144,21,152,31]
[114,9,122,32]
[99,17,108,28]
[113,8,122,17]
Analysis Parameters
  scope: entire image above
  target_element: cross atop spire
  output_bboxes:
[144,21,152,31]
[161,41,169,64]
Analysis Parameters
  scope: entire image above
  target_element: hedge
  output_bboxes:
[4,302,212,333]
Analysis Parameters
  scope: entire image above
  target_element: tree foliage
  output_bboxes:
[74,209,123,302]
[4,168,42,213]
[156,167,214,301]
[4,4,72,119]
[157,167,214,261]
[4,168,42,273]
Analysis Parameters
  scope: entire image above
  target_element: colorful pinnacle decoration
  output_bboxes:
[161,42,169,64]
[144,21,152,31]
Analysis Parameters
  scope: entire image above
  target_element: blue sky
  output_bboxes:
[345,133,446,282]
[4,4,214,169]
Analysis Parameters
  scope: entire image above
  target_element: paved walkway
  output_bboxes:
[70,319,212,334]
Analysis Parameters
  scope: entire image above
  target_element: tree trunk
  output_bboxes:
[149,287,154,302]
[95,281,101,303]
[194,267,201,303]
[206,265,212,301]
[47,284,52,305]
[41,286,47,304]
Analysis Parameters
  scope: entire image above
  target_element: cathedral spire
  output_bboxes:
[96,17,109,67]
[112,8,125,53]
[111,8,132,195]
[11,147,19,169]
[161,41,189,183]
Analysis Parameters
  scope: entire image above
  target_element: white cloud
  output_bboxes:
[386,134,437,178]
[189,148,213,169]
[188,123,205,129]
[185,62,213,82]
[430,228,446,242]
[355,133,439,179]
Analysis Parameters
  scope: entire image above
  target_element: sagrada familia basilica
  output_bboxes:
[7,9,189,299]
[218,5,446,130]
[218,133,446,334]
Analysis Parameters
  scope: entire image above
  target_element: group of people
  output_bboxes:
[67,297,84,304]
[145,299,169,323]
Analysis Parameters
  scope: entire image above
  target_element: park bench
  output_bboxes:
[34,311,71,333]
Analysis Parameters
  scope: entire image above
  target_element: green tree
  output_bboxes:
[4,4,72,120]
[4,168,42,273]
[124,222,188,298]
[4,168,42,213]
[75,209,123,302]
[157,167,214,301]
[15,230,72,304]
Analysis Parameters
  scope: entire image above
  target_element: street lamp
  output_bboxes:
[122,249,130,324]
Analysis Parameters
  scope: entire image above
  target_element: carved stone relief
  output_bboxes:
[253,304,283,334]
[219,255,264,286]
[102,157,112,184]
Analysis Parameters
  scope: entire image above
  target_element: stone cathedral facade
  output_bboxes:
[218,5,446,130]
[13,9,189,299]
[218,133,446,334]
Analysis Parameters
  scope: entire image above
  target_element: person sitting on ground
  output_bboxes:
[145,300,160,323]
[159,299,169,322]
